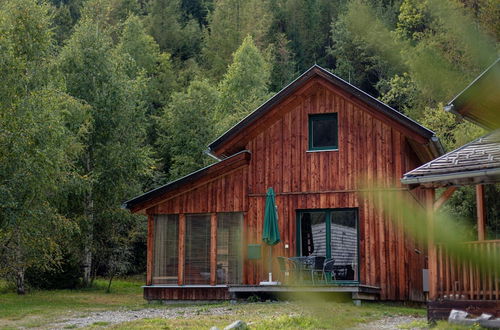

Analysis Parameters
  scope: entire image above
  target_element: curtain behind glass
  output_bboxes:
[153,215,178,284]
[217,213,243,284]
[184,214,211,284]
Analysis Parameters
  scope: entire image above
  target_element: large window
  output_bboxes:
[308,113,338,151]
[217,213,244,284]
[153,215,178,284]
[297,209,358,282]
[184,214,211,284]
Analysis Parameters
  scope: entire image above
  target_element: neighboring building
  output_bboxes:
[402,58,500,319]
[123,65,443,302]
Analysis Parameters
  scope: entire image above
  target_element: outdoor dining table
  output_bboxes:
[289,256,326,284]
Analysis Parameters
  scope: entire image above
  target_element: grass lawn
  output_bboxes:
[0,277,149,329]
[0,278,477,329]
[111,299,426,330]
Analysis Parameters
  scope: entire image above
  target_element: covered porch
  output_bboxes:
[402,129,500,320]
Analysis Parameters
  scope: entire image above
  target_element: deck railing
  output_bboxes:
[436,240,500,300]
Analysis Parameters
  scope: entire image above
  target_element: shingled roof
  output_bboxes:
[401,129,500,187]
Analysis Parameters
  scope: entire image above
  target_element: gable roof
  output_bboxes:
[444,58,500,130]
[401,129,500,187]
[208,65,442,156]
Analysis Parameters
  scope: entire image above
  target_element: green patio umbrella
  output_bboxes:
[262,187,280,283]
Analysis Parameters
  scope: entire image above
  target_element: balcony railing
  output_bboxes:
[436,240,500,300]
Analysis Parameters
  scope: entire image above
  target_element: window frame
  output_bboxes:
[308,113,339,151]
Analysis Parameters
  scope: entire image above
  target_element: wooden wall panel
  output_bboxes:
[147,79,428,302]
[156,167,248,214]
[241,84,427,301]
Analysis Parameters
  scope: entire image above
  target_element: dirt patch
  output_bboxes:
[49,305,231,329]
[352,315,428,329]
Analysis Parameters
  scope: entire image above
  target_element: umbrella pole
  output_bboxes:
[268,246,272,282]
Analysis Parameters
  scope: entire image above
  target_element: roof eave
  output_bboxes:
[401,167,500,186]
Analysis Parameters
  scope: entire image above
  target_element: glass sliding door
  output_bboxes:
[216,213,243,284]
[153,215,178,284]
[297,208,359,282]
[330,210,358,281]
[184,214,211,284]
[298,211,327,257]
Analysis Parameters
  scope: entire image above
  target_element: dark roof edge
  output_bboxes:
[122,150,251,211]
[401,168,500,185]
[208,64,437,153]
[446,58,500,110]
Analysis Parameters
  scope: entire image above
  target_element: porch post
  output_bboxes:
[426,188,437,300]
[210,213,217,286]
[476,184,486,241]
[178,214,186,285]
[146,213,154,286]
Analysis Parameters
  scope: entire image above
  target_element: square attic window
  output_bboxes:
[309,113,338,151]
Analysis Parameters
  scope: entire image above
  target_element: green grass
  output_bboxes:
[0,277,149,328]
[109,300,426,330]
[3,278,467,329]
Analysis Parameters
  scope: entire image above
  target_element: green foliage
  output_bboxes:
[273,0,341,72]
[118,15,177,113]
[158,79,218,180]
[0,0,498,292]
[216,35,271,135]
[267,33,297,92]
[146,0,202,59]
[202,0,273,80]
[378,73,420,116]
[0,0,89,294]
[59,8,153,286]
[396,0,432,41]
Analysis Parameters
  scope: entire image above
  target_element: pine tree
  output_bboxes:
[267,33,297,92]
[202,0,272,80]
[146,0,201,59]
[216,36,271,135]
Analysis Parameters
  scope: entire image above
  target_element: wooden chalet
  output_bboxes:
[402,58,500,319]
[123,65,443,302]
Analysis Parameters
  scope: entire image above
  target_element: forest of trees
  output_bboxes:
[0,0,498,294]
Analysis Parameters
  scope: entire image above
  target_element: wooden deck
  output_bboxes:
[228,284,380,300]
[143,284,381,301]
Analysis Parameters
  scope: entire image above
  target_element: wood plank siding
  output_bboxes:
[141,77,430,301]
[239,79,426,301]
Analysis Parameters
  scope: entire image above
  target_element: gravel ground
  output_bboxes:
[353,316,428,329]
[49,306,427,329]
[50,306,231,329]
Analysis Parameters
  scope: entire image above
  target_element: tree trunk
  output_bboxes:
[14,230,25,295]
[83,153,94,287]
[90,264,98,287]
[106,271,115,293]
[16,269,25,295]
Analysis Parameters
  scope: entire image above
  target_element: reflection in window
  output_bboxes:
[217,213,243,284]
[153,215,178,284]
[298,209,358,281]
[300,212,326,257]
[331,210,358,281]
[184,214,211,284]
